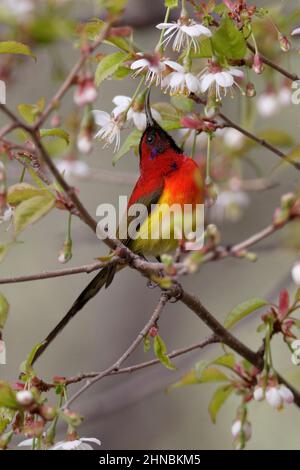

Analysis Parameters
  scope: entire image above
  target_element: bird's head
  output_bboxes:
[139,89,183,173]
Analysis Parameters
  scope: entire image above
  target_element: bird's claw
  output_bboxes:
[165,284,183,303]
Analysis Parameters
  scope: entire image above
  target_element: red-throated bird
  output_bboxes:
[32,90,204,364]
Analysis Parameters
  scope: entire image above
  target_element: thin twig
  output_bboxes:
[62,292,170,409]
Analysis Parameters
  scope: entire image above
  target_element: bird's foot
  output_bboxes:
[164,283,183,303]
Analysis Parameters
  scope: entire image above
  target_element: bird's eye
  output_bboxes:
[146,133,155,144]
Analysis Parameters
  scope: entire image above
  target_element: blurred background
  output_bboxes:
[1,0,300,450]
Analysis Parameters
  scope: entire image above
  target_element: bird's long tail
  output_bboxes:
[31,265,116,365]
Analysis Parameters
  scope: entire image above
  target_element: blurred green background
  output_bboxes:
[1,0,300,450]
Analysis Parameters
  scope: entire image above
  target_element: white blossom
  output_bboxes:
[162,61,201,95]
[56,159,90,185]
[256,92,278,117]
[77,133,93,154]
[131,54,166,86]
[265,386,283,409]
[50,437,101,450]
[2,0,33,16]
[231,420,252,440]
[18,436,101,450]
[291,27,300,37]
[223,128,244,150]
[0,340,6,365]
[16,390,34,406]
[291,262,300,286]
[74,79,97,107]
[210,190,249,223]
[112,95,161,131]
[278,86,292,107]
[92,110,121,151]
[156,19,211,52]
[199,64,244,101]
[291,339,300,365]
[253,386,264,401]
[0,205,13,224]
[278,384,294,404]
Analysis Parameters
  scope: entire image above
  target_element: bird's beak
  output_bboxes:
[145,88,155,126]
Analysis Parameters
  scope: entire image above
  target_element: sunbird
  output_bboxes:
[32,90,204,364]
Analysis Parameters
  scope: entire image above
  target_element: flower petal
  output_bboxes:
[228,68,244,78]
[156,22,177,30]
[112,95,131,106]
[130,58,149,70]
[92,110,110,126]
[18,438,34,447]
[200,73,215,92]
[181,24,212,38]
[132,111,147,131]
[215,71,234,88]
[81,437,102,446]
[164,60,184,73]
[185,73,200,93]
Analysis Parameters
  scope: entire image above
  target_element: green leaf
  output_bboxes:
[208,384,234,423]
[8,183,46,205]
[0,383,18,410]
[0,41,35,59]
[224,298,268,330]
[283,145,300,165]
[165,0,179,8]
[20,342,44,376]
[40,128,70,145]
[160,119,182,131]
[13,194,55,235]
[0,408,15,435]
[17,99,45,125]
[95,51,130,86]
[0,294,9,330]
[294,288,300,304]
[112,129,142,165]
[212,17,246,60]
[171,96,195,113]
[213,353,236,370]
[153,335,176,370]
[169,367,229,391]
[191,38,213,58]
[105,37,134,53]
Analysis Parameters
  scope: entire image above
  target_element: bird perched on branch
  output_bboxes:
[32,90,204,365]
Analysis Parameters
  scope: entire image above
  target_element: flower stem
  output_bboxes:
[205,132,213,185]
[156,7,171,52]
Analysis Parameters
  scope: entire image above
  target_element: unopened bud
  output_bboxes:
[77,132,93,154]
[58,239,72,264]
[291,262,300,286]
[281,192,296,210]
[206,224,221,245]
[278,33,291,52]
[39,404,57,421]
[246,81,256,97]
[252,53,264,74]
[16,390,34,406]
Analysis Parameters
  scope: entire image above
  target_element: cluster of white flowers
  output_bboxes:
[198,63,244,101]
[92,95,162,151]
[253,384,294,410]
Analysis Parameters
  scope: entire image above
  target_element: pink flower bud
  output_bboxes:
[231,420,252,440]
[252,54,264,74]
[278,384,294,404]
[253,386,264,401]
[278,33,291,52]
[265,386,283,409]
[278,289,289,320]
[77,133,93,154]
[74,78,97,107]
[149,326,158,337]
[246,82,256,97]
